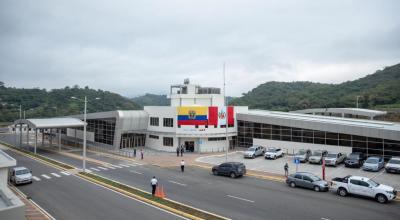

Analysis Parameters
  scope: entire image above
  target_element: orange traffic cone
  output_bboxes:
[155,186,161,198]
[160,185,166,199]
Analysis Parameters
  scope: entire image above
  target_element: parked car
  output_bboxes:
[362,156,384,172]
[286,172,329,192]
[331,175,397,203]
[294,149,312,163]
[9,167,33,185]
[344,152,366,168]
[308,150,328,164]
[243,145,265,159]
[324,152,346,166]
[264,147,283,159]
[212,162,246,178]
[385,157,400,174]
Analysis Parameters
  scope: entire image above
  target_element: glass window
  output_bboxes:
[150,117,159,126]
[163,137,173,146]
[149,135,159,139]
[163,118,174,127]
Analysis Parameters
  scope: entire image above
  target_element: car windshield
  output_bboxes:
[367,179,379,187]
[16,169,30,175]
[267,148,276,152]
[365,158,378,163]
[326,153,337,158]
[308,175,321,182]
[348,154,360,159]
[388,159,400,164]
[247,147,256,152]
[312,151,322,156]
[297,150,306,155]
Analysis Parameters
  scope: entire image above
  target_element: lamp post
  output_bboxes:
[356,95,361,108]
[71,96,100,172]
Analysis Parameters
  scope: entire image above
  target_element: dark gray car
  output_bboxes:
[286,172,329,192]
[212,162,246,178]
[294,149,312,162]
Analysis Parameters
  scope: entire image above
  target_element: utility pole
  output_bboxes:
[356,95,361,108]
[224,62,228,162]
[83,96,87,172]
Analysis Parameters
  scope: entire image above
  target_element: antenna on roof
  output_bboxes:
[184,78,190,85]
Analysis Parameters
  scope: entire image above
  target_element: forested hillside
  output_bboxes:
[0,83,141,122]
[230,63,400,111]
[131,93,170,106]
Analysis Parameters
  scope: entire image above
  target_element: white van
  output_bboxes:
[9,166,33,185]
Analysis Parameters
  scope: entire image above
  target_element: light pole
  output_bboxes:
[356,96,361,108]
[223,62,229,162]
[71,96,100,172]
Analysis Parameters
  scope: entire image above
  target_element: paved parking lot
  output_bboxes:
[196,151,400,190]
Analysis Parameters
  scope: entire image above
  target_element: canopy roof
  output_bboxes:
[14,118,85,129]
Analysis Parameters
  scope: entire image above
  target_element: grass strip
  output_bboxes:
[79,172,228,220]
[0,141,75,170]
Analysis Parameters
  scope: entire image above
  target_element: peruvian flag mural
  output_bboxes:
[208,106,234,126]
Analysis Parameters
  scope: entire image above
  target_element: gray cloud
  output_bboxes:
[1,0,400,97]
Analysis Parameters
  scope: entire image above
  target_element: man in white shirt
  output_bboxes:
[180,160,185,172]
[150,176,158,196]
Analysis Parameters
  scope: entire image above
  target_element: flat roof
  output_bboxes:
[14,118,85,129]
[291,108,387,117]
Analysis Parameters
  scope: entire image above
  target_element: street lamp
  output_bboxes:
[71,96,100,172]
[356,95,361,108]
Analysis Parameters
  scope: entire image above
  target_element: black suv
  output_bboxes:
[344,152,366,168]
[212,162,246,178]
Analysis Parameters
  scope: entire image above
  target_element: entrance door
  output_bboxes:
[185,141,195,152]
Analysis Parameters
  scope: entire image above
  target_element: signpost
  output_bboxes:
[322,158,326,180]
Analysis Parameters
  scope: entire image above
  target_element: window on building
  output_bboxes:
[208,137,226,141]
[150,117,159,126]
[149,135,159,139]
[163,118,173,127]
[163,137,173,146]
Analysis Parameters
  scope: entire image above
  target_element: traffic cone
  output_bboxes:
[155,186,160,198]
[160,185,166,199]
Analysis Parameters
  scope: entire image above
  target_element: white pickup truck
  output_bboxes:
[331,175,397,203]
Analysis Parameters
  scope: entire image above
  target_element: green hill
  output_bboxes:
[230,63,400,111]
[0,83,141,122]
[131,93,170,107]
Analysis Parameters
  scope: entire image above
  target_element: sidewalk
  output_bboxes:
[10,186,52,220]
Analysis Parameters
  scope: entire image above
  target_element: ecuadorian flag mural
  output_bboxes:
[177,106,234,126]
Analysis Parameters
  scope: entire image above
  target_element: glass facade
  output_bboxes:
[86,118,116,145]
[238,120,400,159]
[120,133,146,149]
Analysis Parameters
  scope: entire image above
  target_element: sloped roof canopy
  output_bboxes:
[14,118,85,129]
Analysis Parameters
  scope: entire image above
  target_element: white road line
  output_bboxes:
[321,218,330,220]
[227,195,255,203]
[110,164,123,168]
[32,176,41,181]
[168,180,187,186]
[51,173,61,178]
[90,167,100,171]
[119,164,130,168]
[85,169,93,173]
[130,162,142,166]
[41,174,51,179]
[129,170,143,175]
[106,166,116,169]
[371,170,385,180]
[60,171,71,176]
[98,166,108,170]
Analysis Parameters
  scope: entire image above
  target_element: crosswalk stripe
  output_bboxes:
[110,164,122,168]
[98,166,108,170]
[51,173,61,177]
[119,164,130,168]
[41,174,51,179]
[90,167,100,171]
[106,166,116,169]
[32,176,41,181]
[60,171,71,176]
[85,169,92,173]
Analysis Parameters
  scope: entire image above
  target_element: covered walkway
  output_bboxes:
[13,118,85,154]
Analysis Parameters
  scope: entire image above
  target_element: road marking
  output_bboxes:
[85,169,93,173]
[129,170,143,175]
[371,170,385,180]
[51,173,61,177]
[107,166,116,169]
[321,218,330,220]
[119,164,130,168]
[227,195,255,203]
[110,164,123,168]
[60,171,71,176]
[90,167,100,171]
[98,166,108,170]
[41,174,51,179]
[32,176,41,181]
[168,180,187,186]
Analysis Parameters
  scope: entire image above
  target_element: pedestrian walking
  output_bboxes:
[176,146,180,157]
[284,162,289,177]
[150,176,158,196]
[140,149,144,160]
[180,145,184,157]
[180,160,185,172]
[133,148,137,157]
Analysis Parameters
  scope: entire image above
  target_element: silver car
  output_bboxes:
[286,172,329,192]
[324,152,346,166]
[9,166,33,185]
[243,145,265,159]
[309,150,328,164]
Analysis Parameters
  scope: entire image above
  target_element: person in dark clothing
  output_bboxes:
[176,146,180,157]
[150,176,158,196]
[140,149,144,160]
[180,146,184,157]
[284,162,289,177]
[180,160,185,172]
[133,148,137,157]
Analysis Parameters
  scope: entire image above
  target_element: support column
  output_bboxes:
[26,126,29,146]
[19,124,22,148]
[58,129,61,151]
[34,129,37,154]
[49,128,53,148]
[42,129,44,147]
[74,129,77,147]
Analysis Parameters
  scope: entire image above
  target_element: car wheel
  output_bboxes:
[252,155,255,159]
[314,186,320,192]
[212,170,218,175]
[338,188,347,197]
[376,194,388,204]
[274,156,276,160]
[230,172,236,178]
[290,182,296,188]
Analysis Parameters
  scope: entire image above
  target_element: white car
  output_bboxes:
[244,145,265,159]
[385,157,400,174]
[9,166,33,185]
[331,175,397,203]
[264,147,283,159]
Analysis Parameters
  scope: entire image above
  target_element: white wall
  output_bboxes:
[253,139,352,155]
[198,138,228,153]
[145,134,177,152]
[66,128,94,142]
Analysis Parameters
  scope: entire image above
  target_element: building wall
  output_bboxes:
[66,128,95,142]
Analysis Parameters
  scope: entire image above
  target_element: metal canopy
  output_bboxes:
[14,117,85,129]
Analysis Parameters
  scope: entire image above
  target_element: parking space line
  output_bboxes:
[98,166,108,170]
[90,167,100,171]
[61,171,71,176]
[32,176,41,181]
[227,195,255,203]
[370,170,385,179]
[168,180,187,186]
[51,173,61,177]
[129,170,143,175]
[41,174,51,179]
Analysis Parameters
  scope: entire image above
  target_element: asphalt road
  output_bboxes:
[26,148,400,220]
[4,149,182,220]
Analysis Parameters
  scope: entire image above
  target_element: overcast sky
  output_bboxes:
[1,0,399,97]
